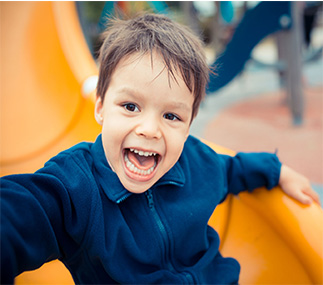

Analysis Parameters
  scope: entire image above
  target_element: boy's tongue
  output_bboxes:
[127,151,155,170]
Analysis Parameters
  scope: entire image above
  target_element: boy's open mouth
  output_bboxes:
[123,148,160,180]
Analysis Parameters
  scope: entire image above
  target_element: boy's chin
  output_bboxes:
[122,180,152,194]
[118,172,157,194]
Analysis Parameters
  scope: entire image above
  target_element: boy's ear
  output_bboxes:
[94,96,104,125]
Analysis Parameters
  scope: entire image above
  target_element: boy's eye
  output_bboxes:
[123,103,139,112]
[164,113,180,121]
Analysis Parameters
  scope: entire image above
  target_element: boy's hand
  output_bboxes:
[279,165,320,205]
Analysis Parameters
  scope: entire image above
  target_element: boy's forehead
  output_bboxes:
[116,52,164,73]
[115,52,189,90]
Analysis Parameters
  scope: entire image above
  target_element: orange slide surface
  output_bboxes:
[0,2,322,284]
[0,1,100,176]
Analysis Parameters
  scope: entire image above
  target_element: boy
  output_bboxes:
[1,13,319,284]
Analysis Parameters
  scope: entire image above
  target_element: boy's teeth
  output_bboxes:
[129,148,156,157]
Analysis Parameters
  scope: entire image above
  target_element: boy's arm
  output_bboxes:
[0,174,63,283]
[279,165,321,205]
[220,151,320,205]
[1,152,96,283]
[221,152,282,195]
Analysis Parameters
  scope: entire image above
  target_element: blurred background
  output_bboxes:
[1,1,322,201]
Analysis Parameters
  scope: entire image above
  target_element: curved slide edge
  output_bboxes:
[52,2,98,99]
[0,2,101,176]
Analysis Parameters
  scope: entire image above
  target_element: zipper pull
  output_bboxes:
[145,189,154,209]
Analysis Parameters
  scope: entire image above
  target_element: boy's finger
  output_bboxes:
[304,187,321,205]
[299,194,313,205]
[289,189,313,205]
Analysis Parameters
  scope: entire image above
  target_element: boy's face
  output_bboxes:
[95,52,194,194]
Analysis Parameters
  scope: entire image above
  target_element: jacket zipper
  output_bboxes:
[145,189,174,272]
[145,189,194,283]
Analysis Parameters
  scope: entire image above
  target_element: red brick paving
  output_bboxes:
[203,86,323,184]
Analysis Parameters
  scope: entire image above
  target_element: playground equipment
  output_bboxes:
[0,1,101,176]
[0,2,322,284]
[207,1,308,125]
[207,2,292,93]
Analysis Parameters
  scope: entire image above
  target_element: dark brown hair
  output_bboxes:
[97,13,210,121]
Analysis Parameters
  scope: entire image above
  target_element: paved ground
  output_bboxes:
[190,51,323,203]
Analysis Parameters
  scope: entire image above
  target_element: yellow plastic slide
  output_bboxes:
[0,2,322,284]
[0,1,100,176]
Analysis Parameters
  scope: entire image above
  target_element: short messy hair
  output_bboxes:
[97,13,210,121]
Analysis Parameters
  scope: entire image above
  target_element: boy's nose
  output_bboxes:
[135,117,162,140]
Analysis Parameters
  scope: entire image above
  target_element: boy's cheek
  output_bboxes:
[102,115,127,133]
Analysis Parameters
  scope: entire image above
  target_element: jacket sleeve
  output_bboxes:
[219,152,282,196]
[0,172,69,283]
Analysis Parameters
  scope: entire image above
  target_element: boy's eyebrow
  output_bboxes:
[117,87,142,98]
[117,87,192,112]
[166,101,192,113]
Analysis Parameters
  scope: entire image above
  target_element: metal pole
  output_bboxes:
[286,2,305,125]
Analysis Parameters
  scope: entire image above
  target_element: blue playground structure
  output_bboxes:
[206,2,292,93]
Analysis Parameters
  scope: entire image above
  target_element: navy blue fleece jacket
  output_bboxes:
[1,135,281,284]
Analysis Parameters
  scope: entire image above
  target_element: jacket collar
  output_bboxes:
[91,135,185,204]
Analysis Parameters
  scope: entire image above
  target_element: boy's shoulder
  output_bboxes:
[184,135,220,159]
[39,135,113,190]
[45,140,95,169]
[37,138,101,188]
[184,135,208,150]
[181,135,224,169]
[31,138,106,205]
